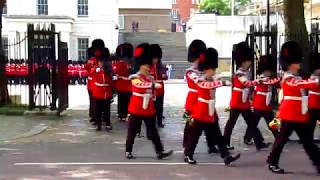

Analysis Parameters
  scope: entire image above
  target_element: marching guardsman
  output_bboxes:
[68,60,76,84]
[183,39,219,154]
[85,40,101,124]
[91,42,113,131]
[184,48,240,165]
[267,41,320,174]
[113,43,134,122]
[308,52,320,139]
[125,43,173,159]
[244,55,281,142]
[20,59,28,84]
[150,44,168,128]
[223,41,269,150]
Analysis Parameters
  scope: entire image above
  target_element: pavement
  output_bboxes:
[1,83,320,179]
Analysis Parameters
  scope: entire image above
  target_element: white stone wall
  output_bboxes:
[186,14,261,58]
[3,0,119,60]
[118,0,172,9]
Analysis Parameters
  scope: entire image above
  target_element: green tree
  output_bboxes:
[200,0,251,15]
[200,0,231,15]
[0,0,10,105]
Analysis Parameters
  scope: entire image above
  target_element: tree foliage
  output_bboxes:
[200,0,251,15]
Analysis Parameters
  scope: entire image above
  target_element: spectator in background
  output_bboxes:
[166,64,172,79]
[132,21,136,32]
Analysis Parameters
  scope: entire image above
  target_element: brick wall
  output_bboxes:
[120,9,171,32]
[173,0,199,23]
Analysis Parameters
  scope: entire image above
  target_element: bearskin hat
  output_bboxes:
[233,41,253,67]
[134,43,153,67]
[257,55,277,74]
[198,48,219,71]
[88,39,109,60]
[279,41,302,71]
[188,39,207,63]
[150,44,163,59]
[116,43,134,60]
[310,52,320,72]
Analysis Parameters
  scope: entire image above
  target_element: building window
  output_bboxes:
[172,0,177,4]
[2,37,8,60]
[171,9,178,18]
[2,2,7,15]
[119,15,125,30]
[78,0,88,17]
[192,0,201,4]
[37,0,48,15]
[78,38,89,61]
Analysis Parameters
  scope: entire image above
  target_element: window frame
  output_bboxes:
[78,0,89,17]
[37,0,48,16]
[2,2,7,15]
[2,37,9,60]
[78,38,89,61]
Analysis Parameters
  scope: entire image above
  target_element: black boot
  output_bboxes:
[244,139,254,145]
[316,165,320,174]
[106,125,112,132]
[256,142,271,151]
[224,153,240,166]
[126,152,135,159]
[96,127,102,131]
[157,150,173,159]
[184,156,197,164]
[226,145,235,150]
[268,165,285,174]
[208,146,219,154]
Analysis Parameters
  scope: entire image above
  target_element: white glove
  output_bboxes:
[155,83,162,89]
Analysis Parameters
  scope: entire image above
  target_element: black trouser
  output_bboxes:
[309,109,320,140]
[155,96,164,126]
[126,114,164,153]
[117,92,132,119]
[94,98,111,129]
[88,90,95,120]
[185,120,229,158]
[267,121,320,166]
[224,109,265,148]
[183,111,217,149]
[244,110,279,142]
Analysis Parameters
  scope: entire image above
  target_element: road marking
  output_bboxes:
[0,148,18,151]
[15,162,225,166]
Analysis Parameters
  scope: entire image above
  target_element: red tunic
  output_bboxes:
[279,72,319,123]
[112,60,132,93]
[308,75,320,110]
[128,73,157,117]
[92,67,113,100]
[9,64,17,76]
[86,58,98,91]
[68,64,76,77]
[253,76,280,111]
[20,63,28,77]
[150,64,168,97]
[5,64,10,76]
[185,66,203,113]
[230,69,260,110]
[192,80,223,123]
[79,64,88,78]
